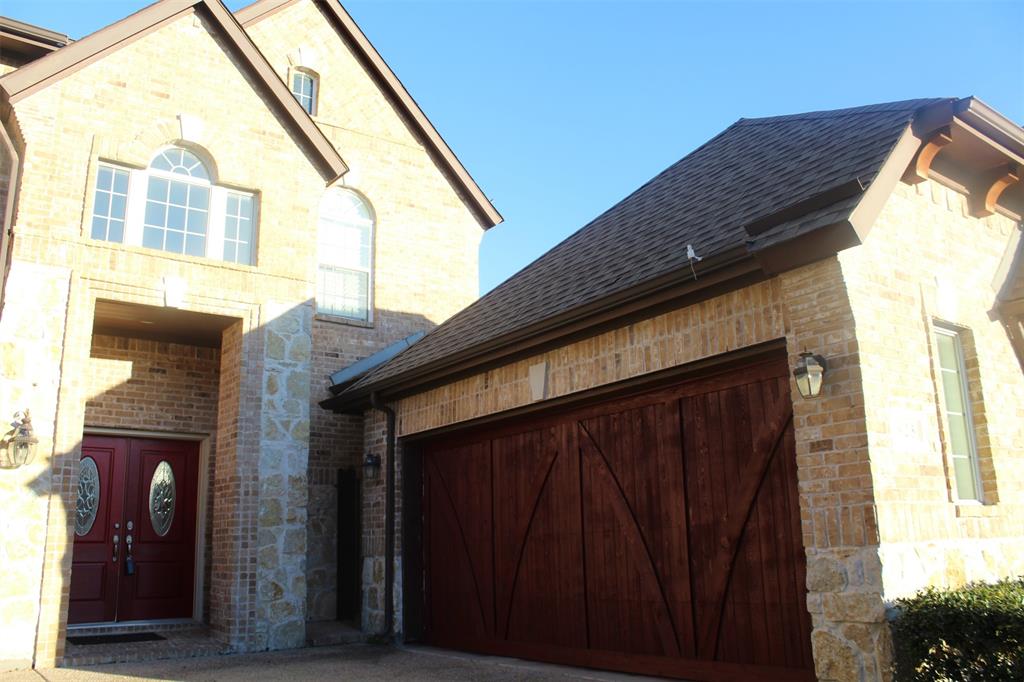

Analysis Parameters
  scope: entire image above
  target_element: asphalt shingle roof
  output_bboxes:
[340,98,948,398]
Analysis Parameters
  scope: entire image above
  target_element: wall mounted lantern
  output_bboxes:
[1,410,39,469]
[362,452,382,481]
[793,352,828,399]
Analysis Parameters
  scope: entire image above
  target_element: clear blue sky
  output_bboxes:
[3,0,1022,293]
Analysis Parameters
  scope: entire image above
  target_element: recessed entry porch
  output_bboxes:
[65,299,235,663]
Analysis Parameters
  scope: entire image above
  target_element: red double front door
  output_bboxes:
[69,436,199,624]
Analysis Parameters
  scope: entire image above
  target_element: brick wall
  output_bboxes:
[840,179,1024,600]
[84,335,220,432]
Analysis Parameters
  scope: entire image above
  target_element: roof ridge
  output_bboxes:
[736,98,950,126]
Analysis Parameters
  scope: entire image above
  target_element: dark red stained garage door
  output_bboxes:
[420,357,814,681]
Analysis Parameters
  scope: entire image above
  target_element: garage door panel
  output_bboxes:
[424,443,494,640]
[579,403,694,658]
[507,426,586,647]
[493,425,588,649]
[420,357,813,681]
[580,430,681,657]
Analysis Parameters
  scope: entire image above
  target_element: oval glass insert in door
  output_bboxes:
[75,456,100,536]
[148,460,176,536]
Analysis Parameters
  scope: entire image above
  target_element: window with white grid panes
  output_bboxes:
[291,70,317,115]
[317,188,373,321]
[88,148,257,265]
[934,325,983,501]
[91,164,130,242]
[223,192,255,265]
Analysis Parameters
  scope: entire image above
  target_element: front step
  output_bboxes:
[62,626,228,667]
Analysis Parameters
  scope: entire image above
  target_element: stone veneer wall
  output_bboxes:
[255,303,313,648]
[0,262,71,670]
[841,180,1024,601]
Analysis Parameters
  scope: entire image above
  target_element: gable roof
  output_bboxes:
[0,0,348,182]
[324,98,959,409]
[236,0,501,228]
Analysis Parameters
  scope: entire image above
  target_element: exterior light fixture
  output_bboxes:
[362,452,382,481]
[2,410,39,469]
[793,352,827,399]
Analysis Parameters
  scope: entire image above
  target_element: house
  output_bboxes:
[0,0,499,670]
[322,98,1024,681]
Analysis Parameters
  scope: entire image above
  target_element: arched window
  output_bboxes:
[143,148,211,257]
[88,145,258,265]
[291,69,317,115]
[317,188,373,321]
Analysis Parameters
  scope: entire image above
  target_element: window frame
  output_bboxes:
[316,188,375,324]
[290,68,318,117]
[89,149,259,267]
[141,150,213,258]
[933,323,985,503]
[90,163,132,243]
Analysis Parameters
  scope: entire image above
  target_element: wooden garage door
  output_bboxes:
[420,357,813,681]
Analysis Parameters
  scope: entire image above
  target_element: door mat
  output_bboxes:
[67,632,166,645]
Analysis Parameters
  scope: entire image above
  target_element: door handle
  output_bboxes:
[125,532,135,575]
[112,533,119,562]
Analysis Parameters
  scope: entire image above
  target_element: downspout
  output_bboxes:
[0,106,21,317]
[370,391,396,639]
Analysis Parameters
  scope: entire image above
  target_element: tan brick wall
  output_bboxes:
[398,279,787,434]
[0,0,484,664]
[84,335,220,433]
[840,179,1024,600]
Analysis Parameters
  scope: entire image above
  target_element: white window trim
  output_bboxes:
[934,323,984,503]
[316,191,374,324]
[290,68,318,117]
[95,160,257,266]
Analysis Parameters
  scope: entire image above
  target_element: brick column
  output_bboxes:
[781,258,890,682]
[210,319,261,649]
[360,408,388,634]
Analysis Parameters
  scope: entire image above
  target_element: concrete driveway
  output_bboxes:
[2,644,658,681]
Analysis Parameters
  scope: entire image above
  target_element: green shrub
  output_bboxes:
[889,577,1024,681]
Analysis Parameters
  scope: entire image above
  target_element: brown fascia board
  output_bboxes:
[324,101,967,411]
[750,114,937,275]
[955,97,1024,161]
[0,0,348,182]
[234,0,299,24]
[0,16,70,49]
[238,0,503,229]
[322,246,766,412]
